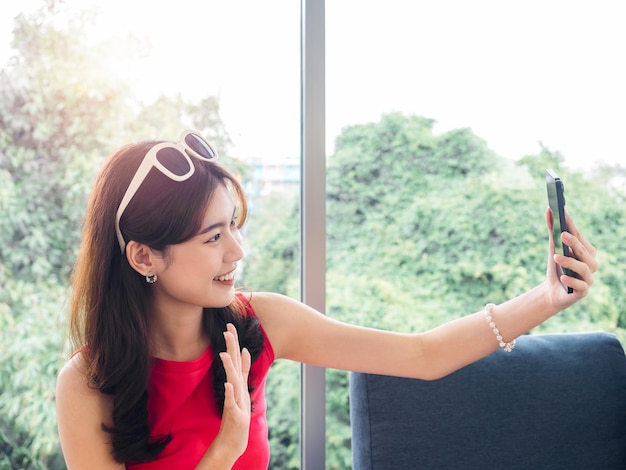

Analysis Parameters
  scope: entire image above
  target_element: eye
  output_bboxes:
[232,207,241,227]
[206,233,220,243]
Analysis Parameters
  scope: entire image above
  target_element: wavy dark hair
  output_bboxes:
[69,138,264,463]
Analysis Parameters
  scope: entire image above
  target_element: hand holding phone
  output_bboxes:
[546,169,579,293]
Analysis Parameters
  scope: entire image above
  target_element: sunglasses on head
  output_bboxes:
[115,129,218,254]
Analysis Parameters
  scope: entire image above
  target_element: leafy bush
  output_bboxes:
[0,280,67,469]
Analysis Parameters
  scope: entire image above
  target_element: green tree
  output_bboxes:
[0,2,235,467]
[0,2,128,465]
[241,191,300,295]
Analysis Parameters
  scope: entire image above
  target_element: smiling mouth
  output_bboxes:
[214,271,235,282]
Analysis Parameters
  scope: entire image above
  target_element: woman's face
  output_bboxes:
[150,184,244,312]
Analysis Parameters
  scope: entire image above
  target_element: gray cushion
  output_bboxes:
[350,332,626,470]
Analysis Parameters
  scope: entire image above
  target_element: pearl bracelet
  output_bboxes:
[484,303,516,352]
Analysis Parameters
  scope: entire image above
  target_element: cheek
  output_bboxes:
[167,249,215,274]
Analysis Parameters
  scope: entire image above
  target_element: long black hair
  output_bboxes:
[69,140,264,462]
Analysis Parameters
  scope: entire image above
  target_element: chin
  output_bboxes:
[204,291,235,309]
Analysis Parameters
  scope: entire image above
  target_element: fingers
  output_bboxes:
[220,323,251,407]
[552,213,599,295]
[564,212,598,269]
[561,212,599,274]
[545,209,599,300]
[545,206,555,233]
[220,354,250,414]
[556,235,594,291]
[241,346,251,380]
[545,208,556,257]
[223,323,242,372]
[218,332,252,461]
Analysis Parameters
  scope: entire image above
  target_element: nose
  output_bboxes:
[225,228,245,263]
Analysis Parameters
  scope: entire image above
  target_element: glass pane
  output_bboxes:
[0,1,301,468]
[326,1,625,468]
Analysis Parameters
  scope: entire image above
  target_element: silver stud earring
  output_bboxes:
[145,272,158,284]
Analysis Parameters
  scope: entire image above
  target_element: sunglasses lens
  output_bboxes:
[155,148,192,176]
[185,133,216,160]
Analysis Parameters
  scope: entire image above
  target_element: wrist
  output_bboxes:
[494,284,561,342]
[538,279,570,316]
[195,435,242,470]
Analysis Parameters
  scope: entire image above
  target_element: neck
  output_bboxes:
[149,305,208,361]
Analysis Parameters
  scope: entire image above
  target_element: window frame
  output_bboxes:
[299,1,327,469]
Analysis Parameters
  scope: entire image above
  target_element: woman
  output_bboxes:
[56,130,598,469]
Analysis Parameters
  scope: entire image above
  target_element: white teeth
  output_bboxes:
[214,271,235,282]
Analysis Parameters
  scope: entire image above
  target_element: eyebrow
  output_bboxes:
[197,208,236,235]
[198,221,227,235]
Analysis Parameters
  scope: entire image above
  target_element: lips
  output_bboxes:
[214,270,235,282]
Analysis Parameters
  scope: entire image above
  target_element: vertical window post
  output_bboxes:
[300,0,326,469]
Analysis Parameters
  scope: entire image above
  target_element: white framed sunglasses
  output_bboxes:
[115,129,218,254]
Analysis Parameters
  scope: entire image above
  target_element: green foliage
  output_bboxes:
[0,280,66,470]
[240,191,301,468]
[0,2,236,467]
[241,192,300,296]
[264,361,300,469]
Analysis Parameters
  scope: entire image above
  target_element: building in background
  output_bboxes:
[242,156,300,200]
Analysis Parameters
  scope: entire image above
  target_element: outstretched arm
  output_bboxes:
[253,209,598,380]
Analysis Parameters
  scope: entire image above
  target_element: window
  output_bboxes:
[2,1,624,469]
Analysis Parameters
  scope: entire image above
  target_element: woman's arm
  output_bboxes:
[56,353,125,470]
[253,210,598,380]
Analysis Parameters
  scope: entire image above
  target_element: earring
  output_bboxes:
[145,272,158,284]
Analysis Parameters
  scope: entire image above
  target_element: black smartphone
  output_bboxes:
[546,169,577,293]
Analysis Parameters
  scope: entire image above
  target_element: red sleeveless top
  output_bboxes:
[127,298,274,469]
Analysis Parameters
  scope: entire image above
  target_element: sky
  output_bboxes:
[1,0,624,171]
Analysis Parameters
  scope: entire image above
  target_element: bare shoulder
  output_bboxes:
[56,352,124,469]
[57,351,90,393]
[247,291,300,312]
[56,351,105,405]
[246,292,294,351]
[247,291,324,322]
[246,291,339,360]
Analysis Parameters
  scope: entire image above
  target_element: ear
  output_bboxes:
[125,240,158,276]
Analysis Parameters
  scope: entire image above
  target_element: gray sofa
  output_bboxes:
[350,332,626,469]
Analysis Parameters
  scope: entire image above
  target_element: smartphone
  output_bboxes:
[545,169,577,293]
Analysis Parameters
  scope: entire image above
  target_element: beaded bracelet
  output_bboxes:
[484,303,516,352]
